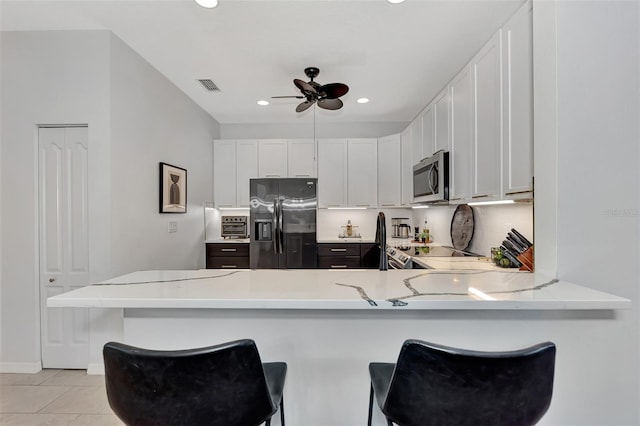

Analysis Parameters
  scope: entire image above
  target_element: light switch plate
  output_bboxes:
[168,221,178,233]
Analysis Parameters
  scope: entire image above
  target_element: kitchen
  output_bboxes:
[1,1,639,425]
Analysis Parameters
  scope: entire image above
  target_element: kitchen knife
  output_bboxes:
[503,239,524,255]
[500,245,522,267]
[506,233,527,253]
[511,228,533,248]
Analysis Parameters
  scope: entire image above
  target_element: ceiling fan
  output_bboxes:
[272,67,349,112]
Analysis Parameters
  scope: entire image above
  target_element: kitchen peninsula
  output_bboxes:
[48,269,629,426]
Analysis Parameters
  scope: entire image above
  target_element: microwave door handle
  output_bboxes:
[428,166,436,194]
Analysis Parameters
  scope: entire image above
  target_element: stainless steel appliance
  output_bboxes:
[391,218,411,238]
[413,150,449,204]
[221,215,248,239]
[250,178,317,269]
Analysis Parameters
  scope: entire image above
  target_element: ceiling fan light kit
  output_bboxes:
[273,67,349,112]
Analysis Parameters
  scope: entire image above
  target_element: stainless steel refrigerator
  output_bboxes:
[250,178,317,269]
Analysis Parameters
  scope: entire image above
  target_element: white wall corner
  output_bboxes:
[0,361,42,374]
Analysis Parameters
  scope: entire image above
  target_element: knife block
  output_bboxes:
[517,246,534,272]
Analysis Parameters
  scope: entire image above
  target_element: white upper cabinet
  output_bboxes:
[213,139,237,208]
[434,87,451,153]
[317,139,348,208]
[347,138,378,208]
[502,0,533,198]
[377,134,402,207]
[287,139,316,177]
[410,115,422,161]
[421,104,435,158]
[400,126,414,206]
[449,66,474,203]
[471,31,502,200]
[258,139,288,178]
[235,139,258,208]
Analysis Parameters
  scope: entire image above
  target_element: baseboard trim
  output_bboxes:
[0,361,42,373]
[87,363,105,375]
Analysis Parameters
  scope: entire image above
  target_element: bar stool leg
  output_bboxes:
[368,383,374,426]
[280,396,285,426]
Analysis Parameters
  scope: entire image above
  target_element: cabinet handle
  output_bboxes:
[217,204,233,207]
[355,204,370,207]
[221,248,237,252]
[330,248,347,252]
[221,265,238,268]
[331,265,348,268]
[295,174,310,177]
[381,203,395,206]
[505,190,533,196]
[472,195,489,199]
[266,174,280,178]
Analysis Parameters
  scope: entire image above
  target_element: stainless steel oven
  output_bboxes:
[413,150,449,204]
[221,216,248,239]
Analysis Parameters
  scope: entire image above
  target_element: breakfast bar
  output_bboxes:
[48,269,630,426]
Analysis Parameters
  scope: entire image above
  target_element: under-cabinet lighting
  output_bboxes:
[195,0,218,8]
[218,207,249,211]
[468,287,496,301]
[467,200,515,206]
[327,207,367,210]
[411,205,430,209]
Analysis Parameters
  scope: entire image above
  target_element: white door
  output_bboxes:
[39,126,90,368]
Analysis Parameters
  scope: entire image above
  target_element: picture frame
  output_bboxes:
[159,162,187,213]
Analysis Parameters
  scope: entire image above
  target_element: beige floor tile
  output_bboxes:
[0,413,79,425]
[0,370,62,386]
[0,386,70,414]
[39,387,111,415]
[40,371,105,388]
[69,414,124,425]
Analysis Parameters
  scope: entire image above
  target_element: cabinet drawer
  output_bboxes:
[317,244,361,257]
[360,243,380,269]
[206,256,250,269]
[206,243,249,257]
[318,256,361,269]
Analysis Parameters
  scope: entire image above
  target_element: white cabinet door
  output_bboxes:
[236,140,258,208]
[347,138,378,208]
[502,0,533,198]
[421,104,435,158]
[287,139,316,177]
[317,139,347,208]
[434,87,451,153]
[472,31,502,200]
[213,139,237,208]
[410,116,422,161]
[449,66,473,203]
[400,126,414,206]
[258,139,287,177]
[377,134,401,207]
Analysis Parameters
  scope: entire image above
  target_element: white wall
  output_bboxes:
[109,34,219,275]
[220,121,407,139]
[0,30,220,370]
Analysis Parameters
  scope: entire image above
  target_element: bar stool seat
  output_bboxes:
[368,339,556,426]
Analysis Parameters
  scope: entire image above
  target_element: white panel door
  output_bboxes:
[39,126,89,368]
[258,139,287,178]
[421,105,435,158]
[450,66,473,203]
[377,134,401,207]
[287,139,316,177]
[236,140,258,208]
[434,87,451,153]
[472,31,502,200]
[213,140,237,208]
[347,138,378,208]
[317,139,347,208]
[410,116,422,161]
[502,0,533,198]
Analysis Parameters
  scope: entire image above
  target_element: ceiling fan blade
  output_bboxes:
[317,98,343,111]
[296,100,315,113]
[294,78,317,95]
[271,95,305,99]
[319,83,349,99]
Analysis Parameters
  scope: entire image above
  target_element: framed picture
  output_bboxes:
[159,162,187,213]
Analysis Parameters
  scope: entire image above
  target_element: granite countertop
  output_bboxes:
[47,269,630,311]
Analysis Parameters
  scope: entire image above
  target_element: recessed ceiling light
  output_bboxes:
[387,0,406,4]
[357,98,370,104]
[257,100,269,106]
[195,0,218,8]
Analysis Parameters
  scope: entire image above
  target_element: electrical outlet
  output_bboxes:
[168,221,178,233]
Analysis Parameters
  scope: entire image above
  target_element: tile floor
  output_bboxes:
[0,369,123,425]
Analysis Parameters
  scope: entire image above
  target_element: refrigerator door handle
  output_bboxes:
[272,199,279,253]
[278,198,284,254]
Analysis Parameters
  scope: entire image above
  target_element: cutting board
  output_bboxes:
[450,204,475,251]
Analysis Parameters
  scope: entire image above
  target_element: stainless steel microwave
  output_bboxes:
[413,150,449,203]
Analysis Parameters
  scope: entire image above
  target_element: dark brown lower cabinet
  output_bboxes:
[206,243,249,269]
[317,243,380,269]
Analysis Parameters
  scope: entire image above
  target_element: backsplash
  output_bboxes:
[411,203,534,256]
[316,209,413,241]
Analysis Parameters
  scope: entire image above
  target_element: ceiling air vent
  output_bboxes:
[198,79,221,92]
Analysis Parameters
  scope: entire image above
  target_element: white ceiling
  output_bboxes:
[1,0,524,125]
